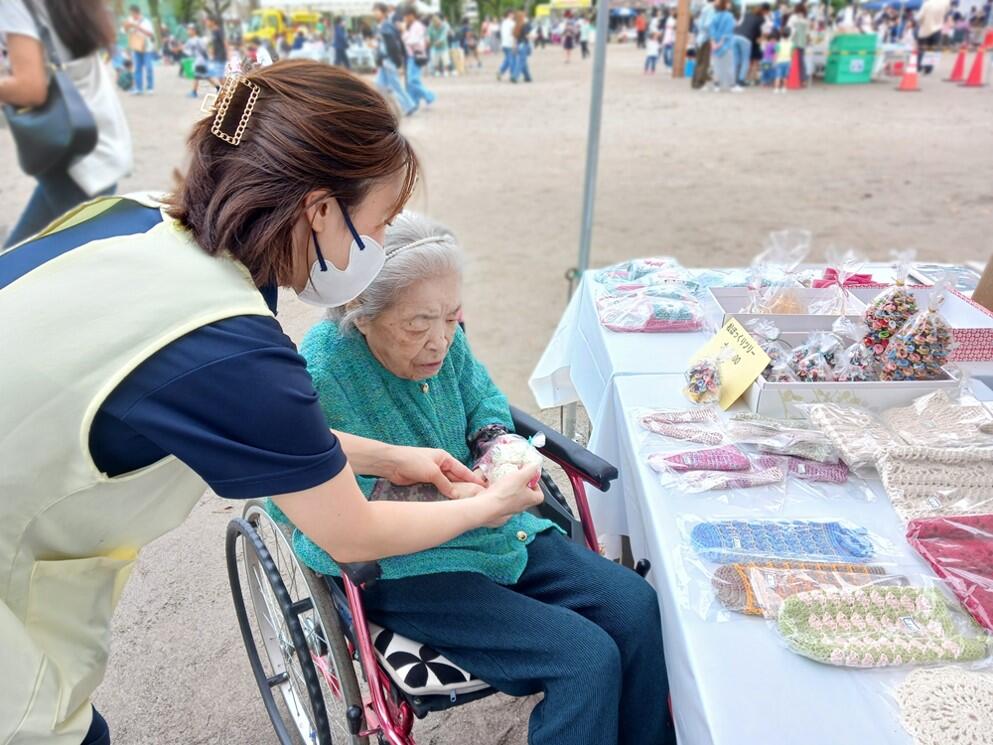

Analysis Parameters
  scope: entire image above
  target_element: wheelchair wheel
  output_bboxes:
[227,503,369,745]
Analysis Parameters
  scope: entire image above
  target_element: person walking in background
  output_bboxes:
[497,9,515,79]
[773,26,792,92]
[563,10,577,62]
[510,10,532,82]
[184,22,219,97]
[732,2,768,88]
[1,0,133,248]
[644,31,661,73]
[123,3,155,95]
[579,14,591,59]
[205,15,227,79]
[709,0,737,91]
[662,11,677,68]
[460,16,482,68]
[373,1,415,115]
[402,5,435,110]
[333,16,350,68]
[915,0,950,73]
[427,14,452,76]
[635,9,648,48]
[693,0,716,88]
[787,4,809,85]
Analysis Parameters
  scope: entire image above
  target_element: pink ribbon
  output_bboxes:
[811,267,874,288]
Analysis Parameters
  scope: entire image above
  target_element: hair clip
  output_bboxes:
[200,74,260,146]
[386,235,452,260]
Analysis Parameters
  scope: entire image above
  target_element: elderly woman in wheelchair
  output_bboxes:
[247,212,675,745]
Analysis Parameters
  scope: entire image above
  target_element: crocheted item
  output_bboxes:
[898,667,993,745]
[650,445,750,473]
[712,560,890,616]
[878,446,993,523]
[596,285,704,333]
[881,390,993,449]
[640,407,719,425]
[777,586,990,668]
[803,403,901,470]
[690,520,875,565]
[676,466,785,493]
[640,418,725,446]
[729,413,840,464]
[907,515,993,632]
[756,455,849,484]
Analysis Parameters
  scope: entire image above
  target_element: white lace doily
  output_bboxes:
[882,391,993,449]
[878,445,993,523]
[898,667,993,745]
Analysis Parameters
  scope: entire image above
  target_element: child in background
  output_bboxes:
[761,31,777,86]
[774,26,792,93]
[117,59,134,91]
[645,31,661,74]
[662,14,677,67]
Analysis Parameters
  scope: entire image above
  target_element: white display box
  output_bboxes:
[709,287,868,330]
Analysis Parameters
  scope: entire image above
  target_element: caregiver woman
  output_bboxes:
[0,60,541,745]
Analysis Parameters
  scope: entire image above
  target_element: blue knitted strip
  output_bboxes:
[690,520,874,564]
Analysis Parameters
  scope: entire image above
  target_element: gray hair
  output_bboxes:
[328,212,464,334]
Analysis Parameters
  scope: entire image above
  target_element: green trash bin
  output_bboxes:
[824,33,877,84]
[181,57,195,80]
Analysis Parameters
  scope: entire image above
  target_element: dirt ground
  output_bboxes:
[2,43,992,744]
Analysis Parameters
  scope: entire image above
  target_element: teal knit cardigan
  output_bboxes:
[278,321,558,584]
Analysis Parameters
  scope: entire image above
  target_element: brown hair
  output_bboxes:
[167,61,419,287]
[45,0,115,59]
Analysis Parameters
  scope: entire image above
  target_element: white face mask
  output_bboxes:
[295,204,386,308]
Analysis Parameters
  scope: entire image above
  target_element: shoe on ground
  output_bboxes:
[731,85,744,92]
[187,90,198,98]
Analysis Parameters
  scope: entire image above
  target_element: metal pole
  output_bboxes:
[575,0,611,278]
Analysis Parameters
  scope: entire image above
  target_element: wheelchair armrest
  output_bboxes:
[510,405,618,492]
[338,560,382,587]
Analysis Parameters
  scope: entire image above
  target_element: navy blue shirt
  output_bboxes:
[1,200,347,499]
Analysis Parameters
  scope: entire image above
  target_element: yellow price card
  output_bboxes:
[690,318,771,410]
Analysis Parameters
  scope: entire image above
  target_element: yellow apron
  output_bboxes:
[0,195,272,744]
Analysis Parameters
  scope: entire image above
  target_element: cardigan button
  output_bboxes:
[516,530,528,542]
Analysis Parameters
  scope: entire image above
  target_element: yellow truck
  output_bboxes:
[244,8,321,44]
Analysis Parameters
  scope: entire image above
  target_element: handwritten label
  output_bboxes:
[900,616,922,634]
[690,319,771,410]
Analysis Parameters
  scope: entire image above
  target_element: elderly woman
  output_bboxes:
[289,213,675,745]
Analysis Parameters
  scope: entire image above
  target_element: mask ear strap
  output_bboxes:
[311,230,328,272]
[338,202,366,250]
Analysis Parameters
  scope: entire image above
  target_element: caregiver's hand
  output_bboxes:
[386,445,485,498]
[478,465,543,528]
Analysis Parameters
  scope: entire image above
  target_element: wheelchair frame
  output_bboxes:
[226,406,635,745]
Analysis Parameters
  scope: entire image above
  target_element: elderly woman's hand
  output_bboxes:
[386,445,485,498]
[478,465,544,528]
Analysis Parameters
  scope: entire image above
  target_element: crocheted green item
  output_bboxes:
[282,321,559,584]
[778,586,990,668]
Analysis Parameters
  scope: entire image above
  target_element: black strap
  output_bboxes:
[21,0,62,67]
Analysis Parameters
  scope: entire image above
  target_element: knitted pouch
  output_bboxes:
[777,586,990,668]
[878,446,993,523]
[712,560,890,616]
[907,515,993,632]
[881,390,993,449]
[640,417,726,446]
[804,402,901,470]
[690,519,875,564]
[898,667,993,745]
[648,445,751,473]
[756,455,850,484]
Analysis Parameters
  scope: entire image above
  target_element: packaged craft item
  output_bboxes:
[689,519,877,565]
[745,319,791,376]
[788,331,842,382]
[474,433,544,488]
[764,357,798,383]
[664,466,785,494]
[831,316,878,382]
[776,586,990,668]
[907,514,993,632]
[878,445,993,523]
[881,390,993,449]
[898,667,993,745]
[595,284,705,333]
[683,354,724,404]
[800,402,901,471]
[648,445,750,473]
[594,257,683,287]
[863,252,919,358]
[729,413,841,464]
[743,229,812,314]
[881,289,954,381]
[712,560,896,617]
[807,250,866,316]
[639,407,727,446]
[755,455,849,484]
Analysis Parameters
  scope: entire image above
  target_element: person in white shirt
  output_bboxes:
[497,9,515,79]
[402,7,436,109]
[644,31,661,73]
[122,3,155,94]
[915,0,950,72]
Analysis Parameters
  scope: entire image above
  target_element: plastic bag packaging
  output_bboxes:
[863,250,919,359]
[473,432,544,488]
[764,356,798,382]
[788,331,843,382]
[831,316,879,382]
[637,406,728,446]
[728,412,842,464]
[800,402,901,472]
[880,389,993,449]
[654,464,786,494]
[595,284,705,333]
[745,318,791,377]
[683,355,723,404]
[808,249,867,316]
[647,452,786,511]
[877,445,993,523]
[896,666,993,745]
[744,229,812,314]
[593,257,684,287]
[907,515,993,633]
[880,285,955,381]
[774,584,991,669]
[648,444,751,473]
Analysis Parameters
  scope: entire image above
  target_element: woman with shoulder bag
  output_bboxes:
[401,5,435,111]
[0,0,132,248]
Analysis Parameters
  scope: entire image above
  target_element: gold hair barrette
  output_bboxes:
[200,74,260,146]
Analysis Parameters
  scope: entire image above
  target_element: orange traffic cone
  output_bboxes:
[896,52,920,91]
[786,47,803,90]
[945,44,968,82]
[985,29,993,48]
[961,46,988,88]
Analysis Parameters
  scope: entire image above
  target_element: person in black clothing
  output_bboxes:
[732,2,768,86]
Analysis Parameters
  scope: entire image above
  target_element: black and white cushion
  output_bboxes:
[369,622,491,698]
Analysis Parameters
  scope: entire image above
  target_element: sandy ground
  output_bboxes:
[2,43,993,744]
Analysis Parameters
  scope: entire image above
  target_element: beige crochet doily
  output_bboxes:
[882,391,993,450]
[878,445,993,523]
[804,403,901,470]
[898,667,993,745]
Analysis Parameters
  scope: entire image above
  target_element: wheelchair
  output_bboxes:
[226,406,649,745]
